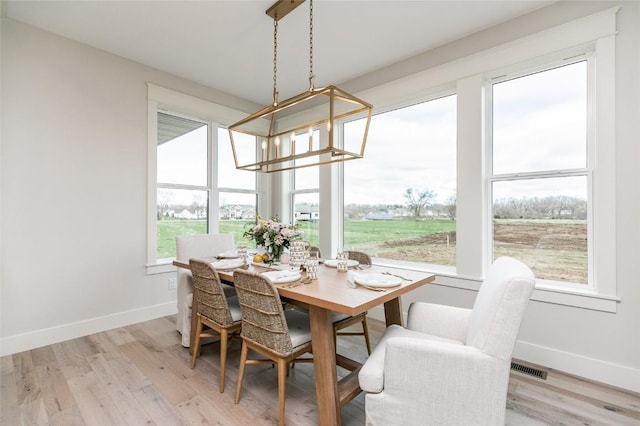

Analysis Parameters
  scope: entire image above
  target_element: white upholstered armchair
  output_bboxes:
[175,233,235,347]
[359,256,535,425]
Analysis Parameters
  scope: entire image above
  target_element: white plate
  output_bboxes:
[217,251,240,259]
[324,259,359,268]
[261,270,302,284]
[353,272,402,288]
[209,259,245,270]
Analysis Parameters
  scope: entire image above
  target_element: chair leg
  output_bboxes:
[234,340,248,404]
[219,328,228,393]
[190,317,204,369]
[277,358,288,426]
[362,316,372,355]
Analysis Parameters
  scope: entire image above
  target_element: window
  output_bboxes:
[217,128,258,244]
[152,117,258,264]
[343,95,457,267]
[333,8,617,310]
[156,112,209,260]
[490,60,590,286]
[292,130,320,246]
[146,84,260,272]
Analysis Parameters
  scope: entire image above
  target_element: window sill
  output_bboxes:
[372,259,619,313]
[146,261,176,275]
[531,282,619,313]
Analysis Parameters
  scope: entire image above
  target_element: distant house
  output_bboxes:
[295,205,319,222]
[175,209,196,219]
[220,205,256,220]
[364,212,394,220]
[242,208,256,220]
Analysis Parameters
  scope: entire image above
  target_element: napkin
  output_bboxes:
[217,251,239,259]
[260,270,302,283]
[261,270,300,280]
[210,259,244,270]
[352,272,401,288]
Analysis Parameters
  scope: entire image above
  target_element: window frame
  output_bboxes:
[155,108,214,253]
[487,55,594,290]
[146,84,260,274]
[481,38,617,310]
[338,89,458,273]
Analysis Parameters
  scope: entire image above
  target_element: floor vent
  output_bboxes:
[511,361,548,380]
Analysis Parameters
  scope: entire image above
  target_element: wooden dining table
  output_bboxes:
[173,257,434,425]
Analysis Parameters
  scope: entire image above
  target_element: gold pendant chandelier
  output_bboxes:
[228,0,373,173]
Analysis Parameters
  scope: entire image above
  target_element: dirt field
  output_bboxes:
[371,219,588,283]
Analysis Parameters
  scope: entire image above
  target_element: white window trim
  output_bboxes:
[480,35,617,312]
[146,84,255,274]
[485,53,594,285]
[336,7,620,312]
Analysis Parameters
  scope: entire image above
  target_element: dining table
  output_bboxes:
[173,256,435,426]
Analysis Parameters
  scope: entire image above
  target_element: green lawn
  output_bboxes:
[158,218,456,260]
[345,219,455,245]
[157,218,587,283]
[157,219,252,259]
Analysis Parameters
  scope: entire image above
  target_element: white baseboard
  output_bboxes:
[367,307,639,393]
[0,302,177,357]
[514,340,640,394]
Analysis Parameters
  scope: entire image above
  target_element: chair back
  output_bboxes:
[347,251,372,265]
[233,269,294,356]
[176,234,235,286]
[466,256,535,360]
[176,233,235,260]
[189,259,236,326]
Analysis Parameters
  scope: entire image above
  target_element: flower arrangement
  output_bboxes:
[243,215,299,261]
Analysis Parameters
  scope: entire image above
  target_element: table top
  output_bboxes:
[173,258,435,317]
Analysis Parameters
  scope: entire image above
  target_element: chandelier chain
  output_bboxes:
[308,0,314,91]
[273,18,279,106]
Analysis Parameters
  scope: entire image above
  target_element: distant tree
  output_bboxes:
[157,190,173,220]
[403,188,436,218]
[445,196,457,220]
[494,195,587,220]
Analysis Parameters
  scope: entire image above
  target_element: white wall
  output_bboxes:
[0,18,258,354]
[2,1,639,393]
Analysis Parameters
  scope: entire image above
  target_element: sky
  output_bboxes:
[158,59,588,208]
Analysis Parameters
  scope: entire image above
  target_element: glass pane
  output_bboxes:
[492,176,588,284]
[219,192,257,246]
[293,129,321,170]
[156,188,208,259]
[294,130,319,189]
[493,61,587,175]
[218,128,256,190]
[344,95,457,265]
[293,193,319,246]
[157,114,207,186]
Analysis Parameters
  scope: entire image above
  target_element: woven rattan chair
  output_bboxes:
[232,269,314,426]
[189,259,242,393]
[346,250,372,266]
[332,250,373,354]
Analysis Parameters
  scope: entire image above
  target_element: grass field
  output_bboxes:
[158,218,587,283]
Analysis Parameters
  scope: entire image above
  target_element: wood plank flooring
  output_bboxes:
[2,315,639,425]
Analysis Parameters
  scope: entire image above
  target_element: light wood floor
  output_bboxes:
[2,315,639,425]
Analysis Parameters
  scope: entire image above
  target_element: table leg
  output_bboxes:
[309,305,341,426]
[384,296,404,327]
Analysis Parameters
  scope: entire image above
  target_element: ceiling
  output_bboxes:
[5,0,554,106]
